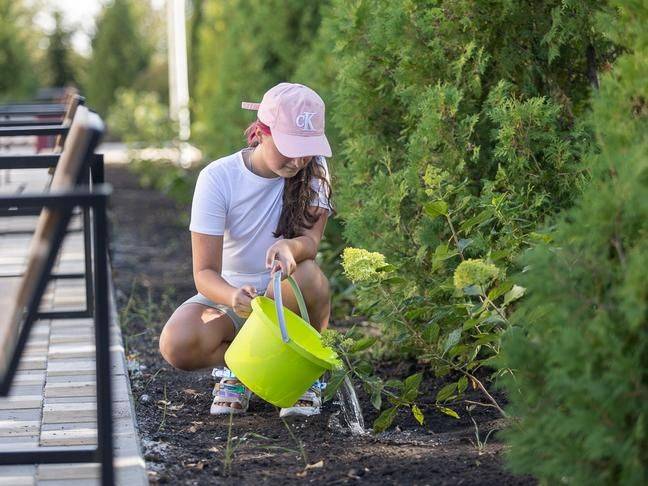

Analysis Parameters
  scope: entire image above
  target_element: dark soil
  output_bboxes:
[107,164,534,485]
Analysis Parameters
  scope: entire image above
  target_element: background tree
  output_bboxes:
[191,0,326,159]
[0,0,39,101]
[84,0,151,116]
[499,1,647,482]
[46,10,77,88]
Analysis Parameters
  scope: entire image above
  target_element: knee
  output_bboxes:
[295,259,329,299]
[159,321,198,371]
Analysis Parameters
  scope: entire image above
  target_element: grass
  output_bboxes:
[118,278,176,355]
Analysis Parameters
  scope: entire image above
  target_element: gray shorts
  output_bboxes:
[179,294,247,334]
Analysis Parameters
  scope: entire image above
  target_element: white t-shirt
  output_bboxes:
[189,149,332,292]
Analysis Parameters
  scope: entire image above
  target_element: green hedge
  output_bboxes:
[498,1,648,482]
[308,0,616,407]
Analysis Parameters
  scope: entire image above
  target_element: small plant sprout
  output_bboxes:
[221,412,272,476]
[156,383,169,432]
[469,415,495,456]
[281,418,309,468]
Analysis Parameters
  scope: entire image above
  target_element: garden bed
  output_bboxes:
[107,164,533,485]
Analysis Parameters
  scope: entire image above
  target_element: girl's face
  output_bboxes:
[257,131,313,178]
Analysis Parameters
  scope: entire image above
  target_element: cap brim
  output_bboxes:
[273,131,332,158]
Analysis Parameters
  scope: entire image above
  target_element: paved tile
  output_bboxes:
[0,465,35,485]
[0,201,147,485]
[43,401,131,424]
[0,420,40,437]
[48,344,95,360]
[13,371,46,385]
[0,395,42,410]
[17,356,47,371]
[0,408,41,421]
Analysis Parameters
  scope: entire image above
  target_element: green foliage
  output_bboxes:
[0,0,38,100]
[46,11,77,87]
[191,0,327,159]
[498,2,648,483]
[321,328,426,432]
[130,159,196,208]
[85,0,152,115]
[312,0,616,413]
[107,89,175,144]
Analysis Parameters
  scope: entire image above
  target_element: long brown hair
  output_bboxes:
[245,120,334,239]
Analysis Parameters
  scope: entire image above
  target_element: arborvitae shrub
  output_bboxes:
[318,0,616,390]
[499,1,647,483]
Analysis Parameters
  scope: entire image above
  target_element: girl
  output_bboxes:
[159,82,333,418]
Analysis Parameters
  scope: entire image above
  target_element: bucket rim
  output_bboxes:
[251,297,340,370]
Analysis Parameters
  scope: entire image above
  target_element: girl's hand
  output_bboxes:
[266,241,296,278]
[231,285,257,318]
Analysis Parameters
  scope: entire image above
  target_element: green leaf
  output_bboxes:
[402,387,419,402]
[488,281,514,301]
[458,238,473,252]
[424,200,448,218]
[350,336,377,353]
[504,285,526,305]
[370,387,383,410]
[385,379,404,391]
[411,405,425,425]
[355,360,373,376]
[404,372,423,392]
[435,382,457,402]
[438,406,460,419]
[462,285,483,296]
[459,208,494,232]
[323,369,347,402]
[434,365,451,378]
[423,323,440,343]
[462,318,479,331]
[432,243,457,271]
[373,406,398,432]
[442,328,462,354]
[457,376,468,393]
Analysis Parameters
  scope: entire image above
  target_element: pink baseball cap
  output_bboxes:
[242,82,332,158]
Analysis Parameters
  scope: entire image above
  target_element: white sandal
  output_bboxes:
[210,367,251,415]
[279,381,324,418]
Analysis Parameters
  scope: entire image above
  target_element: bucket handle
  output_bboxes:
[272,269,310,343]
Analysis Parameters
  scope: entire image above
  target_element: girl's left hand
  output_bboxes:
[266,241,296,278]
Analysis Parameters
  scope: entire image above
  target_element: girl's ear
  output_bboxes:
[255,127,265,143]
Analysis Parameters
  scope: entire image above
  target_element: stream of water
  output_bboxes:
[335,376,367,435]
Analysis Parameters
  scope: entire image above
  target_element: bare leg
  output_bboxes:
[159,303,236,371]
[159,304,244,409]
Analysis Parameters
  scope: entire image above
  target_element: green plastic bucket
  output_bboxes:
[224,270,341,408]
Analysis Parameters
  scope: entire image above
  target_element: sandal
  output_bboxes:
[279,380,324,418]
[210,367,251,415]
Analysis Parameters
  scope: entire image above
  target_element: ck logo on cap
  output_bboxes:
[295,112,317,131]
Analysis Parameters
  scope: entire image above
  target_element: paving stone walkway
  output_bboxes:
[0,167,147,485]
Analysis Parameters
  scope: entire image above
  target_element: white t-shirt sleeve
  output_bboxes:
[189,167,228,235]
[310,156,333,215]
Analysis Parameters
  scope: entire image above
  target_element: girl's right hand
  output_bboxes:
[231,285,258,318]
